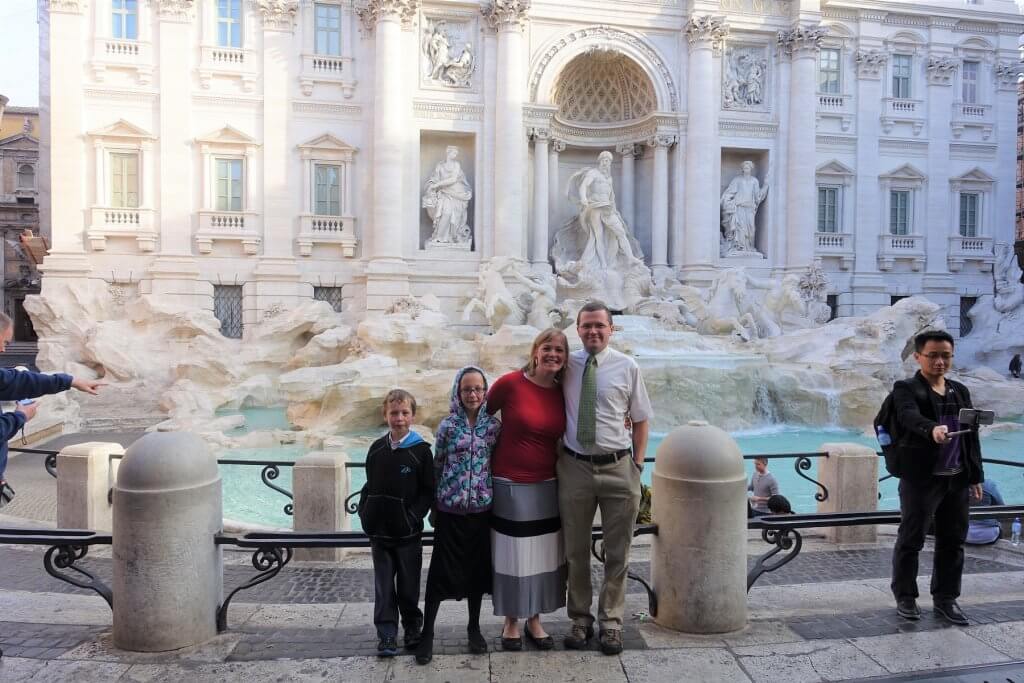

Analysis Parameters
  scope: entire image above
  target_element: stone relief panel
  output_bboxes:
[719,0,789,16]
[421,17,476,89]
[723,45,769,111]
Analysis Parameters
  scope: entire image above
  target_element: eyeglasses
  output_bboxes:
[460,387,486,395]
[922,353,954,361]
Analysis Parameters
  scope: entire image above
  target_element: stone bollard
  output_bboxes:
[293,451,349,561]
[112,432,223,651]
[817,442,879,543]
[651,421,747,633]
[56,442,124,531]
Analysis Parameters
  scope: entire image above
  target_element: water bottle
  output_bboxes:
[1012,517,1021,547]
[875,425,892,447]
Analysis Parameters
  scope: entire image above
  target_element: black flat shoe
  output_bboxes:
[414,633,434,665]
[467,628,488,654]
[500,634,523,651]
[526,630,555,650]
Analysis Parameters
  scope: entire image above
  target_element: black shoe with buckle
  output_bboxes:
[564,622,594,650]
[896,598,921,620]
[934,600,969,626]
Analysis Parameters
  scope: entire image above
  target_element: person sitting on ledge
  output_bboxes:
[747,457,779,517]
[0,312,105,506]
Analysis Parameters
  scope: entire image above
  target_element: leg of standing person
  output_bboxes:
[467,593,487,653]
[891,478,942,618]
[394,539,424,647]
[415,592,440,664]
[594,455,641,654]
[371,541,400,655]
[931,476,970,624]
[557,452,599,646]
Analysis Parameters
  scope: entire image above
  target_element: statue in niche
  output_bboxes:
[723,48,768,109]
[551,150,651,311]
[422,145,472,248]
[423,21,475,88]
[720,160,769,257]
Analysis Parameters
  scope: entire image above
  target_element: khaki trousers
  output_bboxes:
[557,448,641,631]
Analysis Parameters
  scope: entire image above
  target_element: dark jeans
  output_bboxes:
[891,474,969,603]
[371,538,423,639]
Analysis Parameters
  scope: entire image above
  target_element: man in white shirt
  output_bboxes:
[559,301,652,655]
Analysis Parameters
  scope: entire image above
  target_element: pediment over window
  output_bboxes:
[298,133,356,153]
[950,167,994,184]
[880,163,926,182]
[816,160,855,177]
[0,133,39,149]
[195,125,258,146]
[88,119,155,140]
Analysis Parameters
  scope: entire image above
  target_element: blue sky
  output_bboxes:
[0,1,39,107]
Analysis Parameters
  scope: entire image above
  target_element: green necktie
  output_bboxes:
[577,354,598,448]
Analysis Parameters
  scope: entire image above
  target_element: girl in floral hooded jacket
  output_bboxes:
[415,365,501,665]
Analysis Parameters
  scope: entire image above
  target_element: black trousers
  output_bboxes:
[371,538,423,638]
[891,474,969,603]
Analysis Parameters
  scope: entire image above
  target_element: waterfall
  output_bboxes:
[753,383,781,424]
[823,389,841,426]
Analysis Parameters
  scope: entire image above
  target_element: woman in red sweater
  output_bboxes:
[486,327,568,650]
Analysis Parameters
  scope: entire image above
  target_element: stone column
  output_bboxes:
[56,442,125,532]
[251,2,304,315]
[649,135,674,279]
[293,452,349,562]
[39,0,91,277]
[484,0,530,261]
[530,127,550,272]
[616,143,636,230]
[817,443,879,543]
[357,0,419,311]
[782,25,827,272]
[148,0,202,305]
[548,138,564,222]
[682,17,727,285]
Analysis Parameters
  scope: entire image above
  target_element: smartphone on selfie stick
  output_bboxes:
[946,408,995,437]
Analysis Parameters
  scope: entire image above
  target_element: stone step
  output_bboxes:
[81,416,164,432]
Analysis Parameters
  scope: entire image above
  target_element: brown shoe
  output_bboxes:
[599,629,623,655]
[563,622,594,650]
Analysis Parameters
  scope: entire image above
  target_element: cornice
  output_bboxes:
[412,99,484,121]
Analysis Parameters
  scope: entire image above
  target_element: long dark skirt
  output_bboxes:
[425,510,493,600]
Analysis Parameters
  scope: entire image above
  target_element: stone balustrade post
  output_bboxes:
[293,451,350,561]
[56,441,124,531]
[817,442,879,543]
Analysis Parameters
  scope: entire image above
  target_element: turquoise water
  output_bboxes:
[216,409,1024,528]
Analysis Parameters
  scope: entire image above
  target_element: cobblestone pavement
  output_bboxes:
[0,622,106,660]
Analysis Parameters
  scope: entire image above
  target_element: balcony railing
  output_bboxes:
[880,98,925,135]
[877,233,925,271]
[299,53,356,98]
[814,231,854,270]
[87,207,156,252]
[947,234,994,272]
[297,214,357,257]
[199,46,256,91]
[90,38,152,84]
[950,101,994,140]
[197,210,261,255]
[816,93,853,131]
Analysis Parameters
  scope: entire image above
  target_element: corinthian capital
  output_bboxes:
[43,0,85,13]
[925,55,959,86]
[256,0,298,31]
[355,0,420,32]
[154,0,196,21]
[684,16,728,52]
[778,25,827,57]
[483,0,530,31]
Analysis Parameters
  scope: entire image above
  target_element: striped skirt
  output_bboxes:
[491,478,567,617]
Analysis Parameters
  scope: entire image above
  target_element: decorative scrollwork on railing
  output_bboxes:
[43,544,113,608]
[217,545,293,632]
[260,465,294,516]
[747,526,803,592]
[793,456,828,502]
[344,488,362,515]
[44,453,57,479]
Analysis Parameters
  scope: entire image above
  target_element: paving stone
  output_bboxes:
[0,657,47,682]
[849,628,1010,673]
[961,621,1024,660]
[490,650,627,681]
[734,639,888,682]
[620,648,750,682]
[386,653,489,682]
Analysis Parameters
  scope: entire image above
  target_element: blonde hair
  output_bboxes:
[522,328,569,382]
[383,388,417,415]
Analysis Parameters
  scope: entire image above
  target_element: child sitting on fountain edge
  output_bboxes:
[357,389,434,658]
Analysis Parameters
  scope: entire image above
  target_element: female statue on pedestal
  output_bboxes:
[422,146,472,248]
[720,160,769,257]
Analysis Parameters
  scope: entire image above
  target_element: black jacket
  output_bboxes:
[891,371,983,485]
[358,433,434,542]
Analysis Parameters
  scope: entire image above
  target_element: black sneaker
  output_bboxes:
[934,600,969,626]
[403,624,422,650]
[564,622,594,650]
[896,598,921,620]
[377,634,398,657]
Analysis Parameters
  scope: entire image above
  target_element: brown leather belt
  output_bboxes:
[563,446,631,465]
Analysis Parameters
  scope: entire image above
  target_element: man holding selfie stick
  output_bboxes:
[0,313,104,505]
[890,330,984,626]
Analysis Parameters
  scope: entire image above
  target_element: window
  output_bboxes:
[890,190,910,235]
[112,0,138,40]
[959,192,979,237]
[890,295,908,306]
[962,60,979,104]
[16,164,35,190]
[315,3,341,56]
[960,296,977,336]
[817,186,839,232]
[313,286,345,312]
[217,0,242,48]
[213,285,243,339]
[215,158,243,211]
[110,153,139,207]
[819,48,841,94]
[892,54,912,99]
[826,294,838,322]
[314,164,341,216]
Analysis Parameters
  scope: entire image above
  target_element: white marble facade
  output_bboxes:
[38,0,1024,335]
